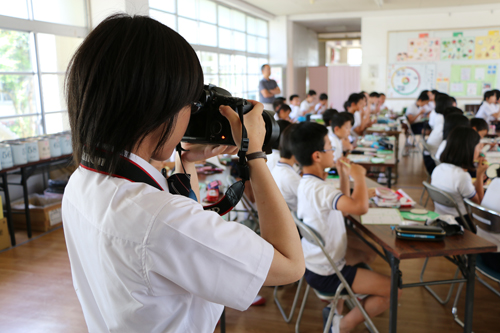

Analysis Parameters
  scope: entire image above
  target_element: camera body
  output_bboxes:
[182,84,279,154]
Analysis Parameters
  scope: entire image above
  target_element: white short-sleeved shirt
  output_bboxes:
[477,178,500,252]
[476,102,498,124]
[424,101,435,115]
[406,103,424,123]
[435,140,447,160]
[427,116,444,156]
[315,103,327,114]
[272,162,301,212]
[300,100,312,114]
[62,153,273,333]
[266,149,280,172]
[297,174,346,276]
[350,111,362,136]
[431,163,476,216]
[290,105,300,120]
[327,127,343,162]
[428,110,437,129]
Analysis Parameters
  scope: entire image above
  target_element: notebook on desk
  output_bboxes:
[360,208,403,225]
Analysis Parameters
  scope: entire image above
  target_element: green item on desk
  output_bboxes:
[377,150,393,154]
[400,210,439,222]
[327,175,339,179]
[371,157,385,163]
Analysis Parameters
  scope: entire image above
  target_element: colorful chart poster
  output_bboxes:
[440,37,475,60]
[475,35,500,59]
[407,38,440,61]
[449,64,497,97]
[387,64,436,98]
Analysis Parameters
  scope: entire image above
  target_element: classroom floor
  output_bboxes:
[0,135,499,333]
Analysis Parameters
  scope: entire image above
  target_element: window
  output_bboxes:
[149,0,269,99]
[0,1,86,139]
[347,48,362,66]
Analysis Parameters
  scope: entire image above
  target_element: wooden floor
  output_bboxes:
[0,137,499,332]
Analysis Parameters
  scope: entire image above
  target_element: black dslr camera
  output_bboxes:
[182,84,279,154]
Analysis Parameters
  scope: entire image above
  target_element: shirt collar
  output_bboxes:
[303,173,324,181]
[277,161,295,171]
[125,152,169,191]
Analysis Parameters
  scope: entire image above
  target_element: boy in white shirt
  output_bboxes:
[315,93,329,114]
[476,90,500,124]
[289,94,301,120]
[267,119,292,172]
[406,91,430,135]
[300,90,317,116]
[327,112,353,162]
[291,122,399,333]
[271,125,301,211]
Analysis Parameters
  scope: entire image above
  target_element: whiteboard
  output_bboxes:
[387,27,500,99]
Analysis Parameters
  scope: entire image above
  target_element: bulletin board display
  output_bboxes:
[387,27,500,99]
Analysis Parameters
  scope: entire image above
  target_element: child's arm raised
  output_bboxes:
[336,164,369,216]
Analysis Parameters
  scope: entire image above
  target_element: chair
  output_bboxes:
[451,199,500,328]
[418,139,440,207]
[292,213,378,333]
[419,181,472,305]
[402,115,419,156]
[228,175,260,233]
[273,276,305,323]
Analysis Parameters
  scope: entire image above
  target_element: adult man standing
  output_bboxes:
[259,64,281,111]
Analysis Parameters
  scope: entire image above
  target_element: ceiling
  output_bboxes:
[242,0,500,32]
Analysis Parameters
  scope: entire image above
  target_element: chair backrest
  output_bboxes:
[464,198,500,234]
[422,181,471,231]
[420,138,440,165]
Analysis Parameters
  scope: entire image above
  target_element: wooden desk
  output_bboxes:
[347,212,496,333]
[349,150,397,188]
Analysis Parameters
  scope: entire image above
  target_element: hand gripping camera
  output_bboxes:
[182,84,279,154]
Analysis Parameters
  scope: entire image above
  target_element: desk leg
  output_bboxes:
[389,253,400,333]
[2,173,15,246]
[386,166,392,188]
[463,254,476,333]
[20,168,32,239]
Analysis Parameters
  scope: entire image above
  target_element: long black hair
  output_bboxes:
[440,127,480,171]
[66,14,203,173]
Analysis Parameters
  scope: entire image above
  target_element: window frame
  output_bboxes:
[0,1,88,138]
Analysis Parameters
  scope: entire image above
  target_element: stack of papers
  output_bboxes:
[360,208,403,225]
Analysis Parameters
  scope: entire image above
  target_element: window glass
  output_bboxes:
[199,0,216,24]
[0,30,34,72]
[218,75,233,92]
[198,23,217,47]
[246,16,257,35]
[32,0,87,27]
[178,18,198,44]
[0,0,29,19]
[200,52,218,74]
[247,35,257,53]
[45,112,70,134]
[41,74,65,112]
[218,6,231,28]
[234,55,246,74]
[38,34,83,72]
[248,75,260,93]
[257,37,268,54]
[150,9,177,30]
[219,54,232,74]
[233,75,246,95]
[0,115,42,139]
[149,0,175,13]
[233,31,246,51]
[231,10,246,32]
[247,57,260,75]
[204,75,218,86]
[178,0,197,19]
[0,75,38,117]
[256,19,268,37]
[218,28,231,49]
[247,91,258,100]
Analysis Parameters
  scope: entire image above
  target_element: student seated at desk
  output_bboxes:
[291,122,399,333]
[470,117,489,138]
[405,91,430,135]
[326,112,353,162]
[435,113,470,160]
[476,90,500,124]
[345,93,372,137]
[267,120,292,172]
[431,127,488,229]
[276,103,293,122]
[476,178,500,273]
[271,125,301,211]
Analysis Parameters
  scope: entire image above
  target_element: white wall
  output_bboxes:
[291,22,319,99]
[361,7,500,111]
